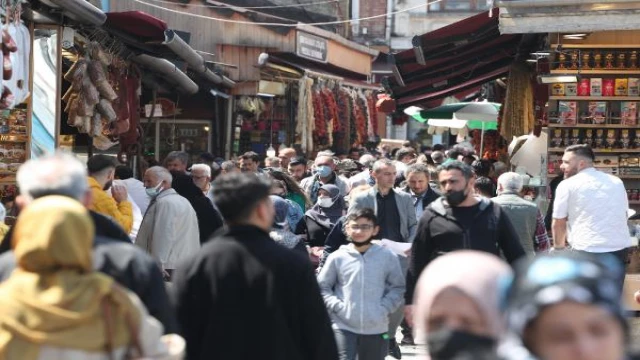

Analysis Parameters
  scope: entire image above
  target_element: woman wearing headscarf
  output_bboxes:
[269,195,308,256]
[171,170,224,244]
[271,180,305,232]
[296,184,345,248]
[266,168,311,211]
[412,250,512,360]
[502,251,639,360]
[0,196,175,359]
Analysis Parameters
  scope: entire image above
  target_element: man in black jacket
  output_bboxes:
[404,161,525,325]
[173,173,338,360]
[403,163,441,220]
[0,153,176,332]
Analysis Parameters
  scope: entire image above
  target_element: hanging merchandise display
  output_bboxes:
[236,73,378,156]
[296,76,314,154]
[62,41,124,150]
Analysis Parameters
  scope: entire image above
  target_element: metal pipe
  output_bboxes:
[48,0,107,25]
[163,30,235,87]
[134,54,199,95]
[163,30,206,73]
[496,0,640,7]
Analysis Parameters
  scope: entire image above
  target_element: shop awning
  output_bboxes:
[386,10,523,108]
[268,52,371,83]
[497,0,640,34]
[104,11,235,88]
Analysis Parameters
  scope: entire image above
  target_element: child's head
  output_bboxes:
[344,208,379,247]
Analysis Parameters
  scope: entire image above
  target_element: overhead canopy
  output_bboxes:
[105,11,235,89]
[498,0,640,34]
[384,10,523,108]
[268,52,371,83]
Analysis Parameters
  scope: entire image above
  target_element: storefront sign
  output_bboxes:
[297,32,328,63]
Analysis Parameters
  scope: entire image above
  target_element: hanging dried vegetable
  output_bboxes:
[365,91,377,139]
[501,62,534,141]
[336,88,351,147]
[62,42,120,149]
[295,76,315,153]
[312,89,327,145]
[351,90,367,145]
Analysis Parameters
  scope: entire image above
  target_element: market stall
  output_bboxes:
[231,51,381,157]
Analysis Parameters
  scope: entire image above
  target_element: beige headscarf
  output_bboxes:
[0,196,140,360]
[413,251,512,347]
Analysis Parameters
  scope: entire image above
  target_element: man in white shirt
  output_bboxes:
[552,144,631,271]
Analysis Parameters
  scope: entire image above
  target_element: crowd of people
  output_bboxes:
[0,141,634,360]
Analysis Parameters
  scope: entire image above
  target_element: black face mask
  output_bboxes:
[445,189,467,207]
[103,180,113,191]
[427,328,497,360]
[350,234,374,248]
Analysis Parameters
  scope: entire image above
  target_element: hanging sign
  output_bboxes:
[296,31,328,63]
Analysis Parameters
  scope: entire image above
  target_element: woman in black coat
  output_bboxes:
[170,171,224,244]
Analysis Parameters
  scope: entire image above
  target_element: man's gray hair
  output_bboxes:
[315,154,335,165]
[265,156,281,168]
[147,166,173,184]
[359,154,376,169]
[497,172,524,193]
[164,151,189,166]
[372,159,396,173]
[221,160,237,172]
[191,163,211,177]
[404,163,430,179]
[17,152,88,201]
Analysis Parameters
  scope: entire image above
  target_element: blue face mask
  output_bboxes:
[145,181,163,198]
[316,165,332,178]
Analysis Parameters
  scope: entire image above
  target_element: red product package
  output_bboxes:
[577,78,590,96]
[603,79,615,96]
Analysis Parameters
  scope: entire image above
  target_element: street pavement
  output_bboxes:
[385,329,424,359]
[386,343,422,359]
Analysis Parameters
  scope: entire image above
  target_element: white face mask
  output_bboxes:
[318,197,334,208]
[145,181,163,198]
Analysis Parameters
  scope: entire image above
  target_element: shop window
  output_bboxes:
[144,119,212,164]
[428,0,489,12]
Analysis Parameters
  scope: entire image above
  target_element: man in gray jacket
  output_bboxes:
[347,158,416,358]
[318,208,405,360]
[492,172,549,255]
[136,166,200,281]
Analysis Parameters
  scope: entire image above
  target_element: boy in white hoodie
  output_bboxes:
[318,208,405,360]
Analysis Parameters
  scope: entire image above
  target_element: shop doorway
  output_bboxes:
[145,119,212,164]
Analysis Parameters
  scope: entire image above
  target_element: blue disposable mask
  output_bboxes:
[316,165,332,178]
[145,181,163,198]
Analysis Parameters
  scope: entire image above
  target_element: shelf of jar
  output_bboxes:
[548,148,640,153]
[549,69,640,75]
[552,44,640,49]
[547,124,640,128]
[549,96,640,101]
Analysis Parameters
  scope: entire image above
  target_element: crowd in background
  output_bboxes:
[0,141,633,360]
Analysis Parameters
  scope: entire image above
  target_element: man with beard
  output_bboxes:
[552,144,631,270]
[87,155,133,234]
[318,208,405,360]
[287,156,309,183]
[404,161,524,326]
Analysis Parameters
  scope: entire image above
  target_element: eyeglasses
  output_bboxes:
[348,224,374,231]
